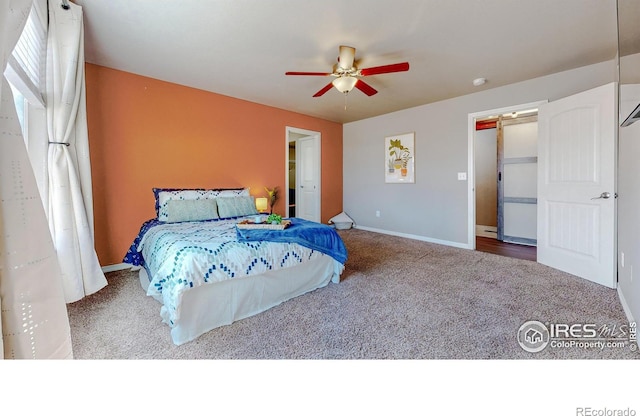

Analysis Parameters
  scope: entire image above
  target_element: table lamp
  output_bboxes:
[256,197,268,213]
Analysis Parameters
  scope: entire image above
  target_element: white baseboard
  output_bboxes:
[353,225,471,249]
[101,263,132,273]
[476,225,497,239]
[617,286,639,349]
[618,286,636,324]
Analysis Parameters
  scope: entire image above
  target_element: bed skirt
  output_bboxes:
[139,255,341,345]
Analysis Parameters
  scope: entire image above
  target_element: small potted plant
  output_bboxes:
[400,150,411,176]
[267,213,282,225]
[388,158,395,173]
[265,187,279,214]
[389,138,408,170]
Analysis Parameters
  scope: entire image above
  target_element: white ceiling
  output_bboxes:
[73,0,631,124]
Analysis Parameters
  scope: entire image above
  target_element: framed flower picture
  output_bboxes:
[385,132,415,183]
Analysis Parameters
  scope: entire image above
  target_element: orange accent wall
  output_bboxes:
[86,64,343,266]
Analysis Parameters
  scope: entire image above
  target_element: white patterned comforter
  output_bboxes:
[137,218,324,326]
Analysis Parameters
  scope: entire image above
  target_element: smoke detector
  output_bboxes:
[473,77,486,87]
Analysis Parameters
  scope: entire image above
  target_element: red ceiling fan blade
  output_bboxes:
[359,62,410,76]
[313,82,334,97]
[355,79,378,96]
[285,71,332,76]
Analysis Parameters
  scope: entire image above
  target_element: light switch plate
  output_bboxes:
[457,172,467,181]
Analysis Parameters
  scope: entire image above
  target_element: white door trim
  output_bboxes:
[467,101,547,249]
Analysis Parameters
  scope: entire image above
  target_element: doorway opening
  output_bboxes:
[285,126,321,222]
[468,101,545,260]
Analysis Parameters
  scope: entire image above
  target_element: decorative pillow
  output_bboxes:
[153,187,198,216]
[154,187,250,221]
[216,195,258,219]
[217,188,250,197]
[164,198,219,223]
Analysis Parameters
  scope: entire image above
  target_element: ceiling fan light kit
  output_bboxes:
[286,45,410,99]
[332,76,358,93]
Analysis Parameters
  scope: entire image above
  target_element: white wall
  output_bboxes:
[343,59,616,246]
[617,83,640,326]
[620,53,640,84]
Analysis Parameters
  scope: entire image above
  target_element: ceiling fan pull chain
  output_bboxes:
[344,92,348,110]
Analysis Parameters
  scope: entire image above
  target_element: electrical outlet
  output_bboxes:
[621,252,625,268]
[457,172,467,181]
[376,210,380,217]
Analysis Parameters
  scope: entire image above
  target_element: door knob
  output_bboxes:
[591,192,611,200]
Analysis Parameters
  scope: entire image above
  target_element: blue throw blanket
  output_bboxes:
[236,218,348,264]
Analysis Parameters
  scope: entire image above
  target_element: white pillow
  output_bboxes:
[164,199,219,223]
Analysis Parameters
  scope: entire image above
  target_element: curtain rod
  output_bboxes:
[61,0,70,10]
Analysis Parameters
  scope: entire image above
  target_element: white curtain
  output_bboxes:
[46,1,107,303]
[0,0,72,359]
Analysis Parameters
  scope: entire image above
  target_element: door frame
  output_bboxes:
[467,100,547,249]
[285,126,321,221]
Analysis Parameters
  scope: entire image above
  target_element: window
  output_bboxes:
[4,0,47,108]
[4,0,49,203]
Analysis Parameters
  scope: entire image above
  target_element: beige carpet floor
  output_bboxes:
[67,228,639,359]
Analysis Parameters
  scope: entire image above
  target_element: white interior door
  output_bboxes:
[537,82,616,288]
[296,135,321,222]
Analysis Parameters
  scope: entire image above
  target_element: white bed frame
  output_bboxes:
[139,256,342,345]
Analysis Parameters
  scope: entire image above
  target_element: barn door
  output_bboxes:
[497,114,538,246]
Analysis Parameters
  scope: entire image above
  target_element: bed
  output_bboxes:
[123,187,347,345]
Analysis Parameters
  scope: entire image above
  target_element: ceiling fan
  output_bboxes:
[285,45,410,97]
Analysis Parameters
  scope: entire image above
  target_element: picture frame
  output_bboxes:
[385,132,415,183]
